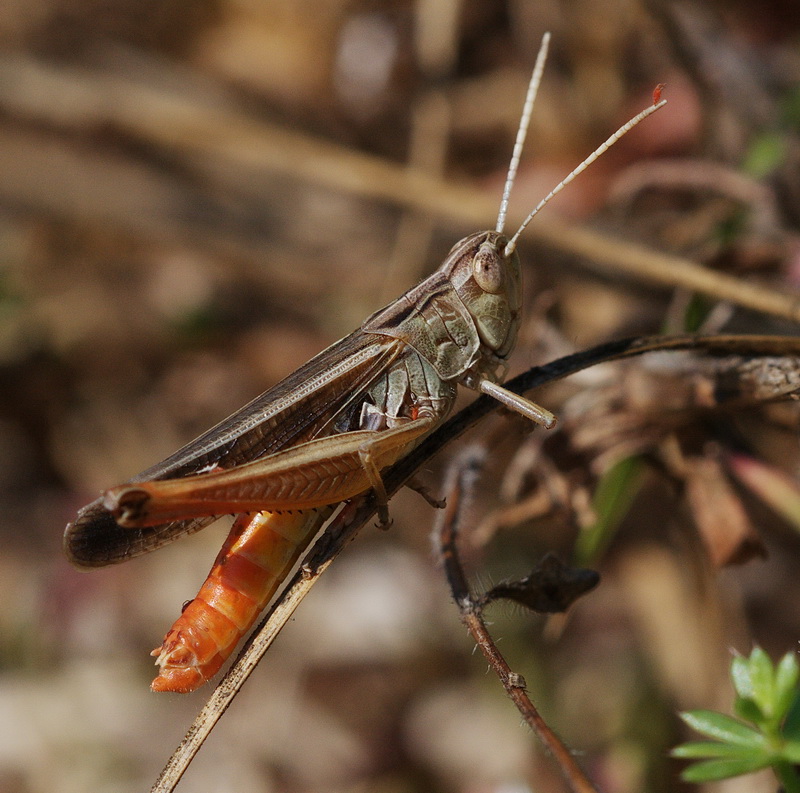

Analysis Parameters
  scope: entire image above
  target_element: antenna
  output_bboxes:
[495,32,551,234]
[504,95,667,256]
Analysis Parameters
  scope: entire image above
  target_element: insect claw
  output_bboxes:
[375,502,392,529]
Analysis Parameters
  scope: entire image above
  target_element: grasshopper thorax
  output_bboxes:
[362,229,521,380]
[443,230,522,361]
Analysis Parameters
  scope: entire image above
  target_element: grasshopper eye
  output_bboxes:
[472,243,504,294]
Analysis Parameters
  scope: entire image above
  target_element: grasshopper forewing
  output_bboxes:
[64,33,666,693]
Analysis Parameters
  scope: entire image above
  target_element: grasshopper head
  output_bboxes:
[445,230,522,360]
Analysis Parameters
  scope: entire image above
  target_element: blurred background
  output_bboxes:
[1,0,800,791]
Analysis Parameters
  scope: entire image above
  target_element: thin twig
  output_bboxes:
[436,449,600,793]
[391,334,800,493]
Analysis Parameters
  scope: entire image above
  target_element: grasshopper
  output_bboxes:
[64,34,665,692]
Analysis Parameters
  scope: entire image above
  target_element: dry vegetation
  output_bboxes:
[1,1,800,792]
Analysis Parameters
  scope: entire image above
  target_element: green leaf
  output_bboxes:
[742,132,787,178]
[574,456,645,565]
[680,710,766,747]
[774,760,800,793]
[784,693,800,741]
[672,741,752,759]
[732,654,755,701]
[748,647,776,718]
[776,652,800,690]
[734,696,764,725]
[781,86,800,129]
[781,740,800,764]
[675,648,800,786]
[774,653,800,721]
[680,755,773,782]
[681,294,715,333]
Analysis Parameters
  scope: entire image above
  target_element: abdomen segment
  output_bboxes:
[151,508,330,693]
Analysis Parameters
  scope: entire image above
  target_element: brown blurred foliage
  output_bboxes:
[1,1,800,792]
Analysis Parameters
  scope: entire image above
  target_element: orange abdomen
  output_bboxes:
[151,509,329,693]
